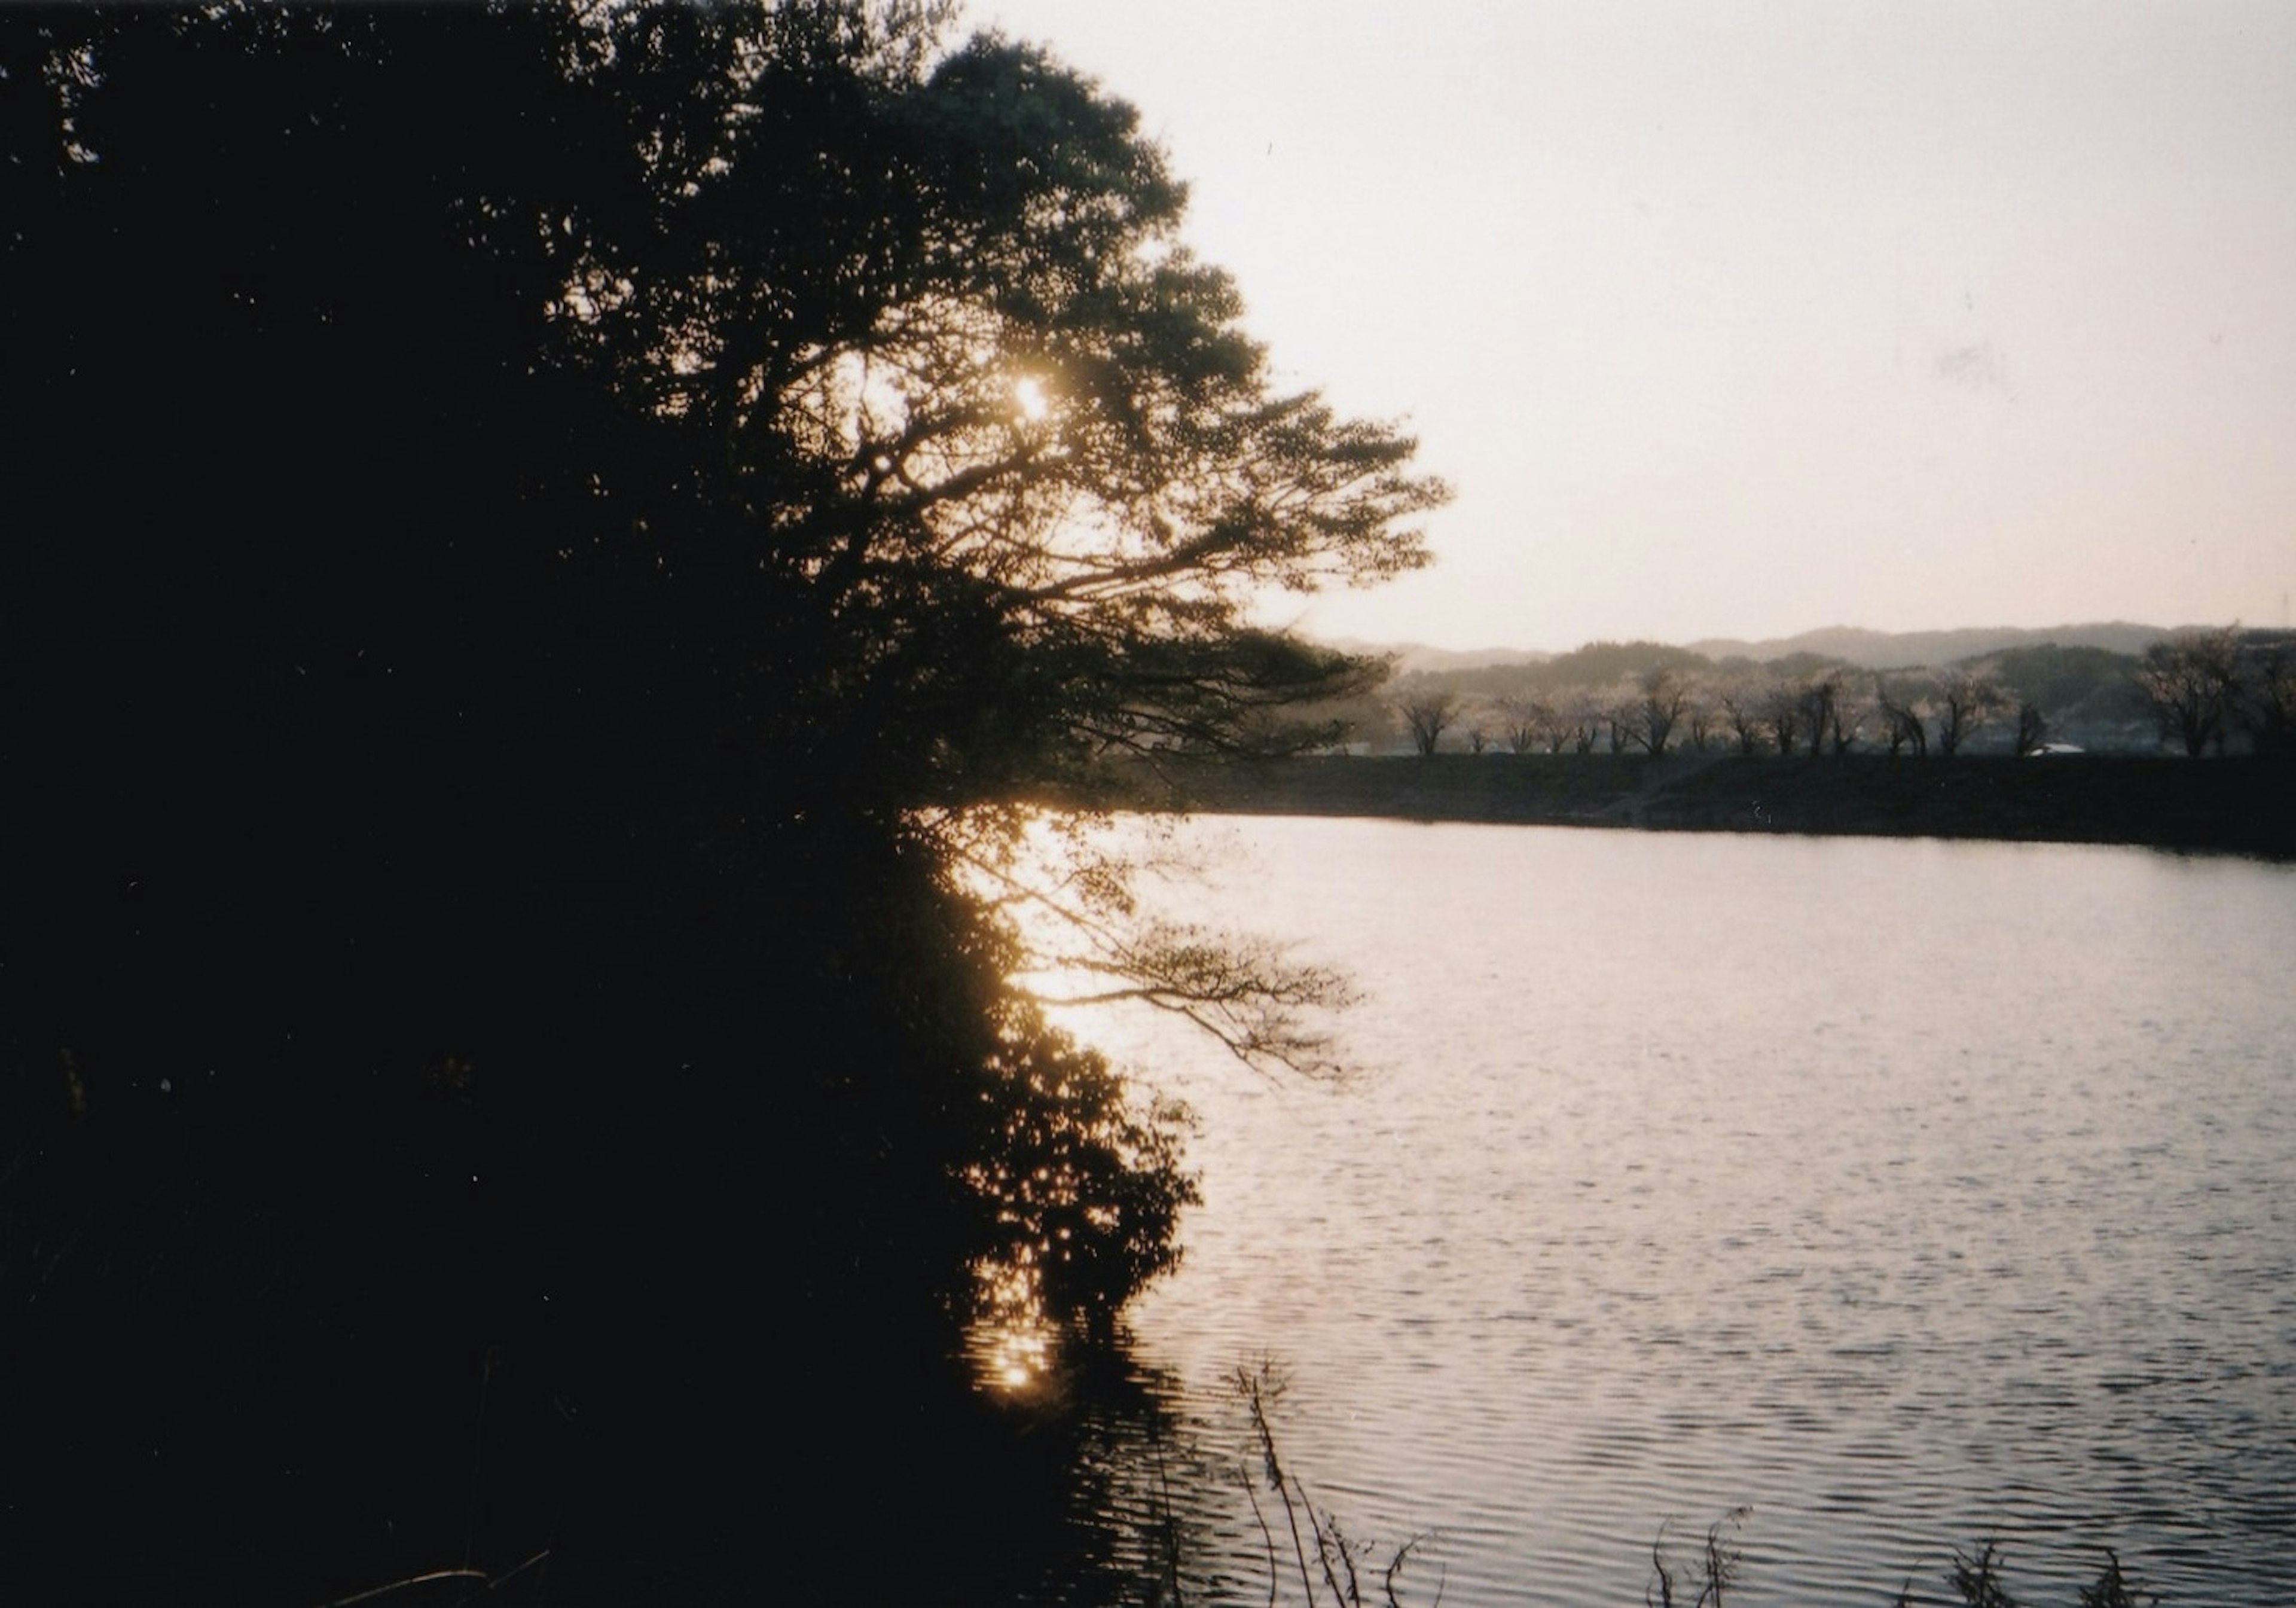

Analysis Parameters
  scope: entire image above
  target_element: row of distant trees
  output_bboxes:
[1367,627,2295,759]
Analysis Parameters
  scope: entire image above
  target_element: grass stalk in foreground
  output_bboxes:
[1205,1366,2162,1608]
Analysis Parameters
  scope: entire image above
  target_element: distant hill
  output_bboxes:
[1680,622,2170,668]
[1324,639,1553,675]
[1326,623,2172,673]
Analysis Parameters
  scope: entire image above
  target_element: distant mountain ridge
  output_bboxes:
[1323,639,1553,673]
[1683,622,2170,668]
[1336,623,2170,675]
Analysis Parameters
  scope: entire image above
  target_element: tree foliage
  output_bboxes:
[1873,675,1929,756]
[1935,670,2002,756]
[2136,626,2242,756]
[1,3,1443,1594]
[2235,635,2296,756]
[1397,687,1461,755]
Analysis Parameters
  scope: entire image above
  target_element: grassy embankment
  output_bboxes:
[1128,751,2295,857]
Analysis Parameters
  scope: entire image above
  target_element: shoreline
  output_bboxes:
[1112,752,2295,858]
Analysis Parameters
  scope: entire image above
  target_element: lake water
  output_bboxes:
[1007,817,2296,1606]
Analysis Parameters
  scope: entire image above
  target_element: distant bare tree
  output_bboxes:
[2235,637,2296,757]
[1761,682,1804,756]
[1634,668,1688,756]
[2137,625,2241,756]
[1823,677,1865,755]
[1396,689,1458,756]
[1874,675,1928,757]
[1498,695,1556,754]
[1797,671,1844,758]
[1681,678,1719,752]
[2013,700,2050,756]
[1717,682,1766,755]
[1935,670,2001,757]
[1561,688,1605,754]
[1602,688,1639,754]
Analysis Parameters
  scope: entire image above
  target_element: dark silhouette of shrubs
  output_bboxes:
[2,3,1440,1598]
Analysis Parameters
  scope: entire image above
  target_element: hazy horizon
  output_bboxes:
[978,0,2296,654]
[1319,614,2214,663]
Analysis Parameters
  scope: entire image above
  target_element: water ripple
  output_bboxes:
[1049,822,2296,1604]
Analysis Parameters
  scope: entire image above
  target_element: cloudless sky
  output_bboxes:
[974,0,2296,652]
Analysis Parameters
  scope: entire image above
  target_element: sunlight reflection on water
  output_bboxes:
[968,1260,1062,1395]
[1023,817,2296,1607]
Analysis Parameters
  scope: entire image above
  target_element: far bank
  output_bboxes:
[1106,752,2295,858]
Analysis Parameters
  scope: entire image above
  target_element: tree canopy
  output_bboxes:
[0,4,1442,1597]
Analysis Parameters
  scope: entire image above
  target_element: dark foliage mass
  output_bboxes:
[0,4,1439,1599]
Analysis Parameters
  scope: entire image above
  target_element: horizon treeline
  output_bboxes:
[1324,625,2295,759]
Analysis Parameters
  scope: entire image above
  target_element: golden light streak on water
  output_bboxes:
[966,1258,1062,1398]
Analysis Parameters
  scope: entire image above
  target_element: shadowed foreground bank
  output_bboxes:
[1133,753,2295,858]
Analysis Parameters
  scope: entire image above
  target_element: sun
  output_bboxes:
[1013,375,1051,422]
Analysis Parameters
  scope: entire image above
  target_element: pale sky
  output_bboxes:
[974,0,2296,652]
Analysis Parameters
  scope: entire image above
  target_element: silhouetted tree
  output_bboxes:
[2234,635,2296,757]
[1796,669,1849,756]
[1681,678,1719,751]
[1398,688,1461,754]
[1,5,1444,1597]
[2013,700,2051,756]
[1874,675,1929,756]
[1836,698,1866,753]
[1563,690,1606,754]
[1498,695,1558,754]
[1602,688,1639,753]
[1718,681,1767,755]
[1632,668,1687,756]
[2137,625,2241,755]
[1761,681,1805,755]
[1935,670,2002,756]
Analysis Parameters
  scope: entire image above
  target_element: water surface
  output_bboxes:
[1029,819,2296,1605]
